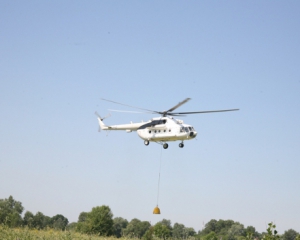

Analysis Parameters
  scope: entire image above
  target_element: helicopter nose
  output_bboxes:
[190,131,197,138]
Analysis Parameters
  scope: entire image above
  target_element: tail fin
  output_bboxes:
[95,112,111,131]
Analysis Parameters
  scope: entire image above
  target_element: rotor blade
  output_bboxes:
[167,113,187,117]
[95,111,111,121]
[170,109,239,114]
[101,98,158,114]
[103,113,111,119]
[95,111,101,118]
[166,98,191,113]
[95,112,102,132]
[108,109,154,114]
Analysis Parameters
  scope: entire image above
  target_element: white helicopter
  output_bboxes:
[95,98,239,149]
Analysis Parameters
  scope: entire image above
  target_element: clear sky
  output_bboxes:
[1,0,300,234]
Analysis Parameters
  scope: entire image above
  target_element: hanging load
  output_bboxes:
[153,205,161,214]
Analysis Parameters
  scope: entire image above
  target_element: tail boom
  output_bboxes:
[95,112,146,132]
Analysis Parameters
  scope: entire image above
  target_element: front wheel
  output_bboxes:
[144,140,149,146]
[179,143,184,148]
[163,143,168,149]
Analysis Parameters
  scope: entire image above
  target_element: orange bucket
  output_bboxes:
[153,205,161,214]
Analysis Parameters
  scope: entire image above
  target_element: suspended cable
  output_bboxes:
[153,145,163,214]
[157,145,163,205]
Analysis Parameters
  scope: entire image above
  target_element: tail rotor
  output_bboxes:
[95,112,111,132]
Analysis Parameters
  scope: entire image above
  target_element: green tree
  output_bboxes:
[185,227,196,237]
[77,205,114,236]
[66,222,77,231]
[153,222,171,239]
[245,226,255,236]
[113,217,128,238]
[32,211,52,229]
[23,211,34,228]
[203,219,218,235]
[282,229,299,240]
[202,231,218,240]
[227,223,245,240]
[173,223,186,239]
[51,214,69,230]
[172,223,195,239]
[245,225,261,239]
[159,219,172,232]
[78,212,88,222]
[262,223,280,240]
[216,220,235,235]
[123,218,151,238]
[143,226,154,240]
[0,195,24,227]
[76,211,88,231]
[198,219,236,239]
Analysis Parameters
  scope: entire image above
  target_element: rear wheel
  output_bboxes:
[179,143,184,148]
[163,143,168,149]
[144,140,149,146]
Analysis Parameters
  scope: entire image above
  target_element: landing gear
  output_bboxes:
[179,142,184,148]
[163,143,168,149]
[144,140,150,146]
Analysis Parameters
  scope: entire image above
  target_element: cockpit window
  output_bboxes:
[153,119,167,125]
[184,127,189,132]
[138,119,167,130]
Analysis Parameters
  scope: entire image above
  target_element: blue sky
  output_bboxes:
[1,0,300,234]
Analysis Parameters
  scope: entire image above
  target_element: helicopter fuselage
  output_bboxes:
[96,115,197,149]
[96,97,238,149]
[136,117,197,142]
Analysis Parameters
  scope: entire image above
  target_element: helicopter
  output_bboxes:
[95,98,239,149]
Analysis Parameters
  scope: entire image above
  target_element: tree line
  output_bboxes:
[0,196,68,230]
[1,196,299,240]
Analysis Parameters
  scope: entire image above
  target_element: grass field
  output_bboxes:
[0,225,123,240]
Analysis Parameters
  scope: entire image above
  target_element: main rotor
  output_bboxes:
[100,98,239,117]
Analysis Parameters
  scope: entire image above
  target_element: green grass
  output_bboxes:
[0,225,123,240]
